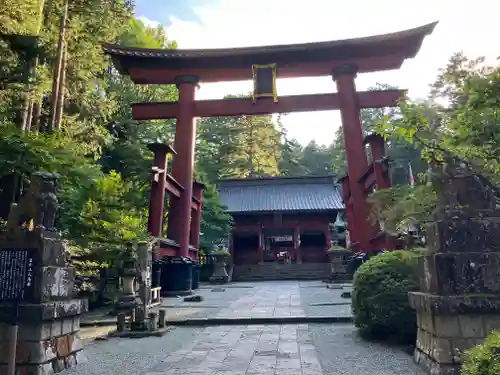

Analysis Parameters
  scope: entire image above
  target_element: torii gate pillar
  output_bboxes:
[333,64,378,252]
[167,76,199,257]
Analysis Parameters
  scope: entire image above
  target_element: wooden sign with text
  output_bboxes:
[0,248,37,302]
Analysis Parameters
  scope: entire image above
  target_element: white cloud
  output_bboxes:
[145,0,499,145]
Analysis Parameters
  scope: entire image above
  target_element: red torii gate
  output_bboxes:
[104,22,436,256]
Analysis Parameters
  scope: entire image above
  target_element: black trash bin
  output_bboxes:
[191,262,200,290]
[159,256,193,296]
[151,260,162,288]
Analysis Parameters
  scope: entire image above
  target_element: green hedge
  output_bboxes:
[352,249,424,343]
[462,331,500,375]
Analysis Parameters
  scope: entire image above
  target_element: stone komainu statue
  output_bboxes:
[7,172,59,232]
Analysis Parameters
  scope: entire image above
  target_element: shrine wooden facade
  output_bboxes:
[104,22,436,256]
[219,176,344,264]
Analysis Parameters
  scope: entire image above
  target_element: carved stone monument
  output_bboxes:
[0,172,87,374]
[409,161,500,374]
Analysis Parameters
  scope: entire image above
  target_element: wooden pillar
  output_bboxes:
[258,227,264,264]
[228,232,234,258]
[345,201,357,242]
[167,76,199,257]
[324,227,332,251]
[365,133,391,189]
[364,134,397,250]
[294,227,302,264]
[333,64,375,252]
[147,143,175,237]
[190,181,204,256]
[339,176,359,245]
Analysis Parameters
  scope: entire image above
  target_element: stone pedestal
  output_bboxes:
[409,169,500,374]
[0,230,87,375]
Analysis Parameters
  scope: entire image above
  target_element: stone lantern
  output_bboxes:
[210,248,230,284]
[114,242,141,319]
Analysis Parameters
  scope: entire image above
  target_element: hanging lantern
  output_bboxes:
[252,63,278,102]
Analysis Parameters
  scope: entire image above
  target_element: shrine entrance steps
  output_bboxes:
[231,262,330,282]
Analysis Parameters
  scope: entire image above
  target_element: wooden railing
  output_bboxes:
[149,287,161,308]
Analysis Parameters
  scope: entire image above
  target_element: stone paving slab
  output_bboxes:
[81,281,353,327]
[143,324,324,375]
[62,323,423,375]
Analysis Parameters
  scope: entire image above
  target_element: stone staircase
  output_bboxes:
[231,263,331,282]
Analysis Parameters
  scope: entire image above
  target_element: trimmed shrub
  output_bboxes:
[462,330,500,375]
[352,249,424,343]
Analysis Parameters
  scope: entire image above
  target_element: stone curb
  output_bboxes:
[81,315,353,327]
[81,319,117,327]
[166,316,353,326]
[107,326,173,339]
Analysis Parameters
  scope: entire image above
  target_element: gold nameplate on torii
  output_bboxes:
[252,63,278,103]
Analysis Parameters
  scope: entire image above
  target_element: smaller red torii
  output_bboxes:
[147,142,204,259]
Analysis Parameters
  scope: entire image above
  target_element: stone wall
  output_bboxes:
[0,230,87,375]
[409,165,500,375]
[410,292,500,374]
[0,172,87,375]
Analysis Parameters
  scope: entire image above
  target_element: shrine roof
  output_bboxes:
[218,175,344,214]
[103,22,437,83]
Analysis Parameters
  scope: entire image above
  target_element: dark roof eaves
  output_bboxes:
[217,175,338,187]
[102,22,437,61]
[227,207,344,215]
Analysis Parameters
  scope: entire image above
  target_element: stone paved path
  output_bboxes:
[159,281,353,320]
[70,281,424,375]
[63,323,424,375]
[146,324,321,375]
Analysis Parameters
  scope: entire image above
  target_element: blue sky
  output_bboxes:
[134,0,217,25]
[135,0,498,146]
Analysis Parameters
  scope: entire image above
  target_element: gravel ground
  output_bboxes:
[309,323,424,375]
[299,282,353,318]
[60,327,200,375]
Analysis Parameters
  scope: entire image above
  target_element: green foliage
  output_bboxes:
[197,108,282,181]
[212,249,230,256]
[462,331,500,375]
[65,171,149,262]
[372,54,500,230]
[118,18,176,49]
[376,53,500,195]
[199,184,233,252]
[352,250,424,343]
[0,3,233,279]
[369,184,437,233]
[327,245,348,253]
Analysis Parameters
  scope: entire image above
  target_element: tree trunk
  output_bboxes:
[54,44,67,130]
[49,0,69,132]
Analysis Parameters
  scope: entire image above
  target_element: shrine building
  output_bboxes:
[218,175,346,265]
